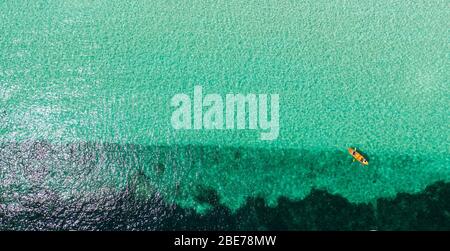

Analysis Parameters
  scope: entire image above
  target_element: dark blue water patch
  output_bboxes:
[0,141,448,230]
[0,180,449,230]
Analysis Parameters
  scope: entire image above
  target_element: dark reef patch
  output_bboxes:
[194,185,221,207]
[0,181,448,230]
[0,141,448,230]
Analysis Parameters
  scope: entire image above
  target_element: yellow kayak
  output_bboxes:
[348,147,369,166]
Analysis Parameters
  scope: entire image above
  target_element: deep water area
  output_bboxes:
[0,141,448,230]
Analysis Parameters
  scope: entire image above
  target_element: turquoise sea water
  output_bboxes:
[0,0,449,229]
